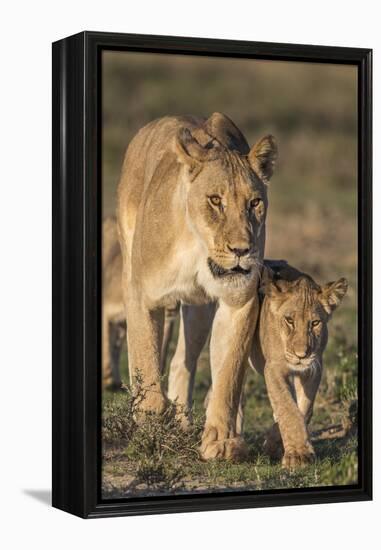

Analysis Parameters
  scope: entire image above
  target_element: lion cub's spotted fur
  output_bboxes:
[250,261,348,468]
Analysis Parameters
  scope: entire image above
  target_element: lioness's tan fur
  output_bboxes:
[102,217,125,389]
[117,113,277,460]
[102,217,177,388]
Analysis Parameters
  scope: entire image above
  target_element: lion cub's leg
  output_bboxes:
[126,291,167,415]
[200,298,258,461]
[294,365,322,426]
[168,304,214,426]
[264,364,315,469]
[263,377,296,459]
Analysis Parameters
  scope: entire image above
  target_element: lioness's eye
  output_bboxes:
[250,198,261,209]
[285,316,294,326]
[209,195,222,206]
[311,320,321,327]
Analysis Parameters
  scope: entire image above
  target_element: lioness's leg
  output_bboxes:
[263,422,283,459]
[235,368,249,435]
[294,365,322,425]
[168,304,215,419]
[200,298,258,461]
[160,305,180,373]
[126,290,167,414]
[109,318,125,389]
[264,364,315,468]
[102,307,114,389]
[204,381,246,435]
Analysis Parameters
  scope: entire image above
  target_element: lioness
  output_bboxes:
[250,261,348,468]
[117,112,277,460]
[102,217,177,389]
[102,217,125,389]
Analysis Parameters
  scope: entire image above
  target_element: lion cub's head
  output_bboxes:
[262,267,348,371]
[174,113,277,287]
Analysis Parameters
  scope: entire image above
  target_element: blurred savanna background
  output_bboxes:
[102,51,358,498]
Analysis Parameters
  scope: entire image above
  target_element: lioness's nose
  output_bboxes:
[227,245,250,257]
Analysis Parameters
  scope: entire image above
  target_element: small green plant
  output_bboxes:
[102,372,148,444]
[103,374,204,490]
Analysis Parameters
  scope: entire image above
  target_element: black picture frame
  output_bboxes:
[52,31,372,519]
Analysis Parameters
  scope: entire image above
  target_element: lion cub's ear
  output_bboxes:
[249,135,278,182]
[175,128,218,175]
[260,276,289,300]
[261,278,290,313]
[319,278,348,315]
[258,265,274,296]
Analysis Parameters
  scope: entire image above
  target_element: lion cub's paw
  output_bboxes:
[282,445,316,470]
[200,426,248,462]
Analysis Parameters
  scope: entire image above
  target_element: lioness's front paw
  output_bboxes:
[138,390,168,416]
[282,445,315,469]
[174,405,192,431]
[200,426,248,461]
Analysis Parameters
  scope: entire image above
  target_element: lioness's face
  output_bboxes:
[187,157,268,282]
[175,127,277,286]
[267,276,348,371]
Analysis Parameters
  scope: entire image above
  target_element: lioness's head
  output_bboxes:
[264,273,348,371]
[175,113,277,285]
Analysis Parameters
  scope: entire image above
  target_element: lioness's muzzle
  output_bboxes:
[207,257,252,278]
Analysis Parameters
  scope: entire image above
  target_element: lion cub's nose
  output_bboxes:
[227,245,250,258]
[294,348,309,359]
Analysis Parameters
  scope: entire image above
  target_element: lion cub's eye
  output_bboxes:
[311,320,321,327]
[209,195,222,207]
[250,198,262,209]
[285,316,294,326]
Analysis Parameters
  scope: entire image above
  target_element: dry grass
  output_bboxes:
[102,346,358,498]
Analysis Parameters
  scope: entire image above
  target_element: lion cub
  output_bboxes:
[250,260,348,469]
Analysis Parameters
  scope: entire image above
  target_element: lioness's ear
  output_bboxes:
[319,278,348,315]
[175,127,214,168]
[249,135,278,182]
